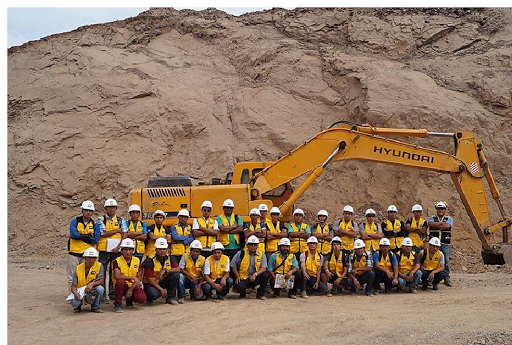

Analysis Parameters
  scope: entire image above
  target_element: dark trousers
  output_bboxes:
[144,273,180,301]
[99,251,121,298]
[114,279,146,305]
[204,277,234,297]
[304,275,327,294]
[235,272,270,298]
[374,270,394,290]
[353,271,375,294]
[327,274,352,290]
[421,270,446,286]
[270,271,302,296]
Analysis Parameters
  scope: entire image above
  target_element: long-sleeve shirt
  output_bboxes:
[69,218,101,244]
[96,215,128,234]
[170,223,195,245]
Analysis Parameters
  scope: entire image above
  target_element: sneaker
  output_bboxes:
[410,289,418,294]
[167,298,178,305]
[444,280,452,287]
[433,284,439,291]
[372,289,380,295]
[113,305,123,313]
[288,294,297,299]
[256,295,266,300]
[102,297,110,304]
[365,292,373,297]
[91,308,104,313]
[178,298,185,304]
[300,290,309,299]
[325,291,333,297]
[73,307,81,313]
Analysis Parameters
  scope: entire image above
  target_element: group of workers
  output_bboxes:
[67,198,453,313]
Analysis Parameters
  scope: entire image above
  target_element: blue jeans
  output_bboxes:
[178,273,208,299]
[203,277,234,297]
[71,285,105,310]
[441,244,450,279]
[398,270,422,290]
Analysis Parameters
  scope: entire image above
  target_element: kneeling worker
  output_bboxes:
[268,238,301,299]
[396,237,422,293]
[419,237,446,291]
[322,236,351,294]
[70,247,105,313]
[348,239,375,296]
[300,236,329,297]
[178,240,208,302]
[203,242,234,301]
[373,238,398,294]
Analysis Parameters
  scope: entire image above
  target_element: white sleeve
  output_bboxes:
[192,218,199,230]
[213,220,219,230]
[225,257,230,272]
[203,259,211,275]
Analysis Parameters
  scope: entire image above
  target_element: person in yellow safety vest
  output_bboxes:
[231,235,270,300]
[142,238,181,305]
[372,238,399,294]
[69,247,105,313]
[112,238,146,313]
[321,236,351,295]
[419,237,447,291]
[428,201,453,287]
[216,199,244,260]
[333,205,358,256]
[311,209,333,256]
[405,204,428,253]
[243,208,267,254]
[396,237,422,293]
[126,204,148,261]
[265,207,288,262]
[96,199,128,301]
[348,239,376,296]
[258,203,270,221]
[203,242,234,301]
[170,209,194,262]
[287,208,311,262]
[359,208,383,254]
[146,210,171,259]
[268,237,301,299]
[192,200,220,258]
[381,205,407,254]
[67,200,100,294]
[178,240,208,302]
[300,236,329,298]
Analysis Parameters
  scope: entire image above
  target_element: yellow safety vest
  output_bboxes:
[68,217,95,255]
[313,223,331,255]
[196,217,217,249]
[238,249,263,279]
[377,251,394,273]
[409,218,427,248]
[398,251,416,274]
[265,221,282,253]
[113,256,140,287]
[421,249,442,271]
[328,252,345,277]
[273,252,295,275]
[352,253,369,274]
[304,251,322,276]
[97,215,122,252]
[245,222,266,253]
[207,254,229,280]
[338,220,356,251]
[143,255,173,283]
[184,255,206,279]
[289,223,309,254]
[362,222,380,252]
[385,219,403,250]
[218,214,240,246]
[127,220,145,255]
[145,225,167,258]
[171,223,192,256]
[76,261,101,289]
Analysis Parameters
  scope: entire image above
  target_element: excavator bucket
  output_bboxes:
[481,250,505,265]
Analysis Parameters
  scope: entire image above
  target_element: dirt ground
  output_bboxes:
[8,257,512,345]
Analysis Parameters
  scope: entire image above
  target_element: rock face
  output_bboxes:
[8,8,512,269]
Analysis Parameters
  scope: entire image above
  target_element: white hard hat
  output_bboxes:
[435,201,447,209]
[128,204,141,213]
[201,200,213,209]
[258,204,268,211]
[343,205,354,213]
[307,236,318,244]
[83,247,99,258]
[354,239,365,249]
[120,238,135,249]
[222,199,235,208]
[178,209,190,217]
[412,204,423,212]
[247,235,260,244]
[293,209,305,216]
[379,238,391,246]
[190,240,203,250]
[155,238,169,249]
[153,210,166,218]
[211,242,225,251]
[317,209,328,217]
[387,205,398,212]
[429,237,441,246]
[331,236,342,244]
[365,209,376,216]
[104,198,118,207]
[401,237,413,247]
[80,200,95,211]
[249,208,261,216]
[270,207,281,215]
[278,238,291,246]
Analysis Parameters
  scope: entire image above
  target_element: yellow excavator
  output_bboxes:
[128,122,511,264]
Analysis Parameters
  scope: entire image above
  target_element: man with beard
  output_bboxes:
[267,238,300,299]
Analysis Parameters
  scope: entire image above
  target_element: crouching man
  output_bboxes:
[268,238,301,299]
[70,247,105,313]
[203,242,234,301]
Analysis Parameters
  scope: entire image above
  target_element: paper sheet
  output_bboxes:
[66,286,86,301]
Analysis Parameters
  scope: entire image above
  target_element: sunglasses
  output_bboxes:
[248,243,258,246]
[203,209,212,212]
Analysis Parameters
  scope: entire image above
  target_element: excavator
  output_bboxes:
[128,122,511,265]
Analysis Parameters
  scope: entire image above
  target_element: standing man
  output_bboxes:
[258,204,270,221]
[192,200,219,258]
[265,207,287,261]
[419,237,447,291]
[142,238,180,305]
[67,200,100,294]
[311,210,333,256]
[267,238,301,299]
[300,236,329,297]
[288,209,311,263]
[178,240,208,302]
[359,208,383,254]
[428,201,453,287]
[333,205,358,256]
[170,209,194,262]
[381,205,407,254]
[203,242,234,301]
[216,199,244,260]
[405,204,428,253]
[145,210,170,259]
[112,239,146,313]
[396,237,422,293]
[69,247,105,313]
[126,204,147,262]
[372,238,399,294]
[348,239,375,297]
[231,235,269,300]
[322,236,351,294]
[243,208,267,254]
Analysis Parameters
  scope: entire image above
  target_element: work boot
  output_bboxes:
[433,284,439,291]
[409,288,418,294]
[73,306,81,313]
[178,298,185,304]
[444,279,452,287]
[91,308,104,313]
[288,294,297,299]
[113,304,123,313]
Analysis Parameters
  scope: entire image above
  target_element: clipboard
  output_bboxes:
[107,239,121,252]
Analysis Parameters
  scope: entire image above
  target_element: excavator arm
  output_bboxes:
[251,123,511,264]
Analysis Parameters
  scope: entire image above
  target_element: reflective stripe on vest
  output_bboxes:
[338,220,355,250]
[145,225,167,258]
[171,223,192,256]
[207,254,229,280]
[289,223,308,254]
[385,219,403,250]
[196,217,216,249]
[265,221,282,253]
[144,256,173,283]
[305,251,321,276]
[69,217,95,255]
[398,251,416,274]
[98,215,122,251]
[184,255,205,279]
[363,222,380,252]
[314,223,331,255]
[113,256,140,287]
[329,253,345,277]
[218,215,239,246]
[239,249,263,279]
[128,220,145,254]
[422,249,442,271]
[76,261,101,288]
[409,217,427,248]
[429,215,452,245]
